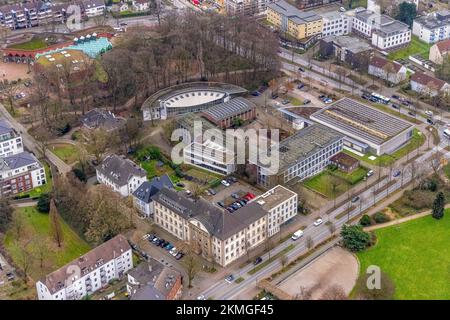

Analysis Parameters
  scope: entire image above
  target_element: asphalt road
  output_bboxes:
[201,144,447,300]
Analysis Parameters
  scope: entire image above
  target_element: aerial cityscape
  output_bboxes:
[0,0,450,306]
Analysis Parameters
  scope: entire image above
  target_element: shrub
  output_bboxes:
[37,193,51,213]
[359,214,372,226]
[341,225,371,252]
[72,168,87,182]
[373,212,390,224]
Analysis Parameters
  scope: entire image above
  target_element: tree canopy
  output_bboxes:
[396,2,417,27]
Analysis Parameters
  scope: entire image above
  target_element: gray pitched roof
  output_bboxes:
[80,108,125,131]
[152,188,268,240]
[0,151,40,171]
[96,154,147,187]
[202,97,255,122]
[132,174,174,204]
[0,119,14,136]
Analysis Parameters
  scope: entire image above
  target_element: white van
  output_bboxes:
[291,229,304,240]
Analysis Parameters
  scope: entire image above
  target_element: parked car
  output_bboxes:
[228,177,237,183]
[303,99,311,105]
[141,252,149,260]
[176,182,185,188]
[170,248,178,256]
[240,198,248,204]
[313,218,323,226]
[234,202,242,208]
[6,272,15,281]
[231,193,239,199]
[175,252,184,260]
[281,99,290,105]
[408,111,416,117]
[425,110,433,117]
[225,275,235,283]
[298,67,305,72]
[227,206,235,213]
[351,196,360,203]
[238,200,246,206]
[391,94,400,99]
[197,295,206,300]
[367,170,374,177]
[246,193,256,199]
[251,91,261,96]
[221,180,230,187]
[217,201,225,207]
[319,94,326,99]
[254,257,263,265]
[324,98,333,104]
[297,83,304,89]
[391,103,399,109]
[291,229,304,240]
[361,94,371,100]
[427,118,434,125]
[271,94,278,99]
[209,189,217,195]
[393,170,401,177]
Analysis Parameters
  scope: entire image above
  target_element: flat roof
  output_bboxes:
[310,98,414,146]
[253,185,296,210]
[321,35,373,53]
[268,0,321,24]
[277,124,343,172]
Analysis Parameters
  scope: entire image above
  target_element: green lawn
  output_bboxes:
[388,36,432,61]
[356,212,450,299]
[3,206,91,281]
[343,129,425,167]
[289,96,303,106]
[303,171,351,198]
[17,163,52,199]
[10,38,47,50]
[49,143,79,164]
[330,167,369,185]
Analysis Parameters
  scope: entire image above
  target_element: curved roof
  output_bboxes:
[141,82,247,111]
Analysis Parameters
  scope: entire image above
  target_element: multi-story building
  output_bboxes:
[410,72,450,97]
[368,56,407,84]
[267,0,323,41]
[310,98,414,155]
[352,9,411,50]
[429,39,450,64]
[0,119,23,158]
[252,185,297,237]
[295,0,341,10]
[132,174,174,217]
[225,0,273,16]
[321,10,351,37]
[81,0,106,17]
[152,186,295,266]
[256,124,343,189]
[319,35,373,69]
[127,259,183,300]
[0,151,46,197]
[201,97,256,129]
[413,10,450,44]
[96,154,147,197]
[80,108,126,132]
[36,235,132,300]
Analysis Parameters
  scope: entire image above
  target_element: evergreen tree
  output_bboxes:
[396,2,417,27]
[432,192,445,220]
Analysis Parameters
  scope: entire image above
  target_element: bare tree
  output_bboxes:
[32,236,50,270]
[86,128,109,164]
[279,254,288,269]
[11,212,25,239]
[15,241,33,282]
[306,236,314,250]
[183,244,199,288]
[319,285,348,300]
[49,199,64,248]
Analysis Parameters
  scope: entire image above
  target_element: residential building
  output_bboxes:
[329,152,360,173]
[132,174,174,217]
[319,35,373,69]
[225,0,273,16]
[413,10,450,44]
[295,0,341,9]
[256,124,344,189]
[152,187,269,266]
[266,0,323,40]
[201,97,256,129]
[368,56,407,84]
[429,38,450,64]
[183,138,236,176]
[0,151,46,197]
[80,108,126,132]
[352,9,411,50]
[410,72,450,96]
[133,0,150,11]
[36,235,132,300]
[252,185,297,237]
[96,154,147,197]
[82,0,106,17]
[0,119,23,158]
[310,98,414,155]
[127,259,182,300]
[321,10,352,37]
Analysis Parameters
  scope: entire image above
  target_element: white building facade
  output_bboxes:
[0,120,23,158]
[36,235,133,300]
[413,11,450,44]
[321,11,352,37]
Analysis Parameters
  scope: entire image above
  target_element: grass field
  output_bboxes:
[356,211,450,299]
[10,38,48,50]
[303,171,351,198]
[3,206,91,281]
[330,167,369,185]
[343,129,426,167]
[49,143,79,165]
[388,36,432,61]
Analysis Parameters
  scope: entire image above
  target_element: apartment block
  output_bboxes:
[36,235,133,300]
[413,10,450,44]
[0,119,23,158]
[267,0,323,40]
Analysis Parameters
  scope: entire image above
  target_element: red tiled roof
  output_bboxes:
[411,72,447,90]
[436,39,450,54]
[369,56,403,73]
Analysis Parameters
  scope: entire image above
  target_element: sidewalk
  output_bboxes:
[364,204,450,232]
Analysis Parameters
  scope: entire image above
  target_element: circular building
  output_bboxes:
[141,82,248,121]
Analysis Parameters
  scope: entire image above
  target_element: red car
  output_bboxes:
[246,193,256,200]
